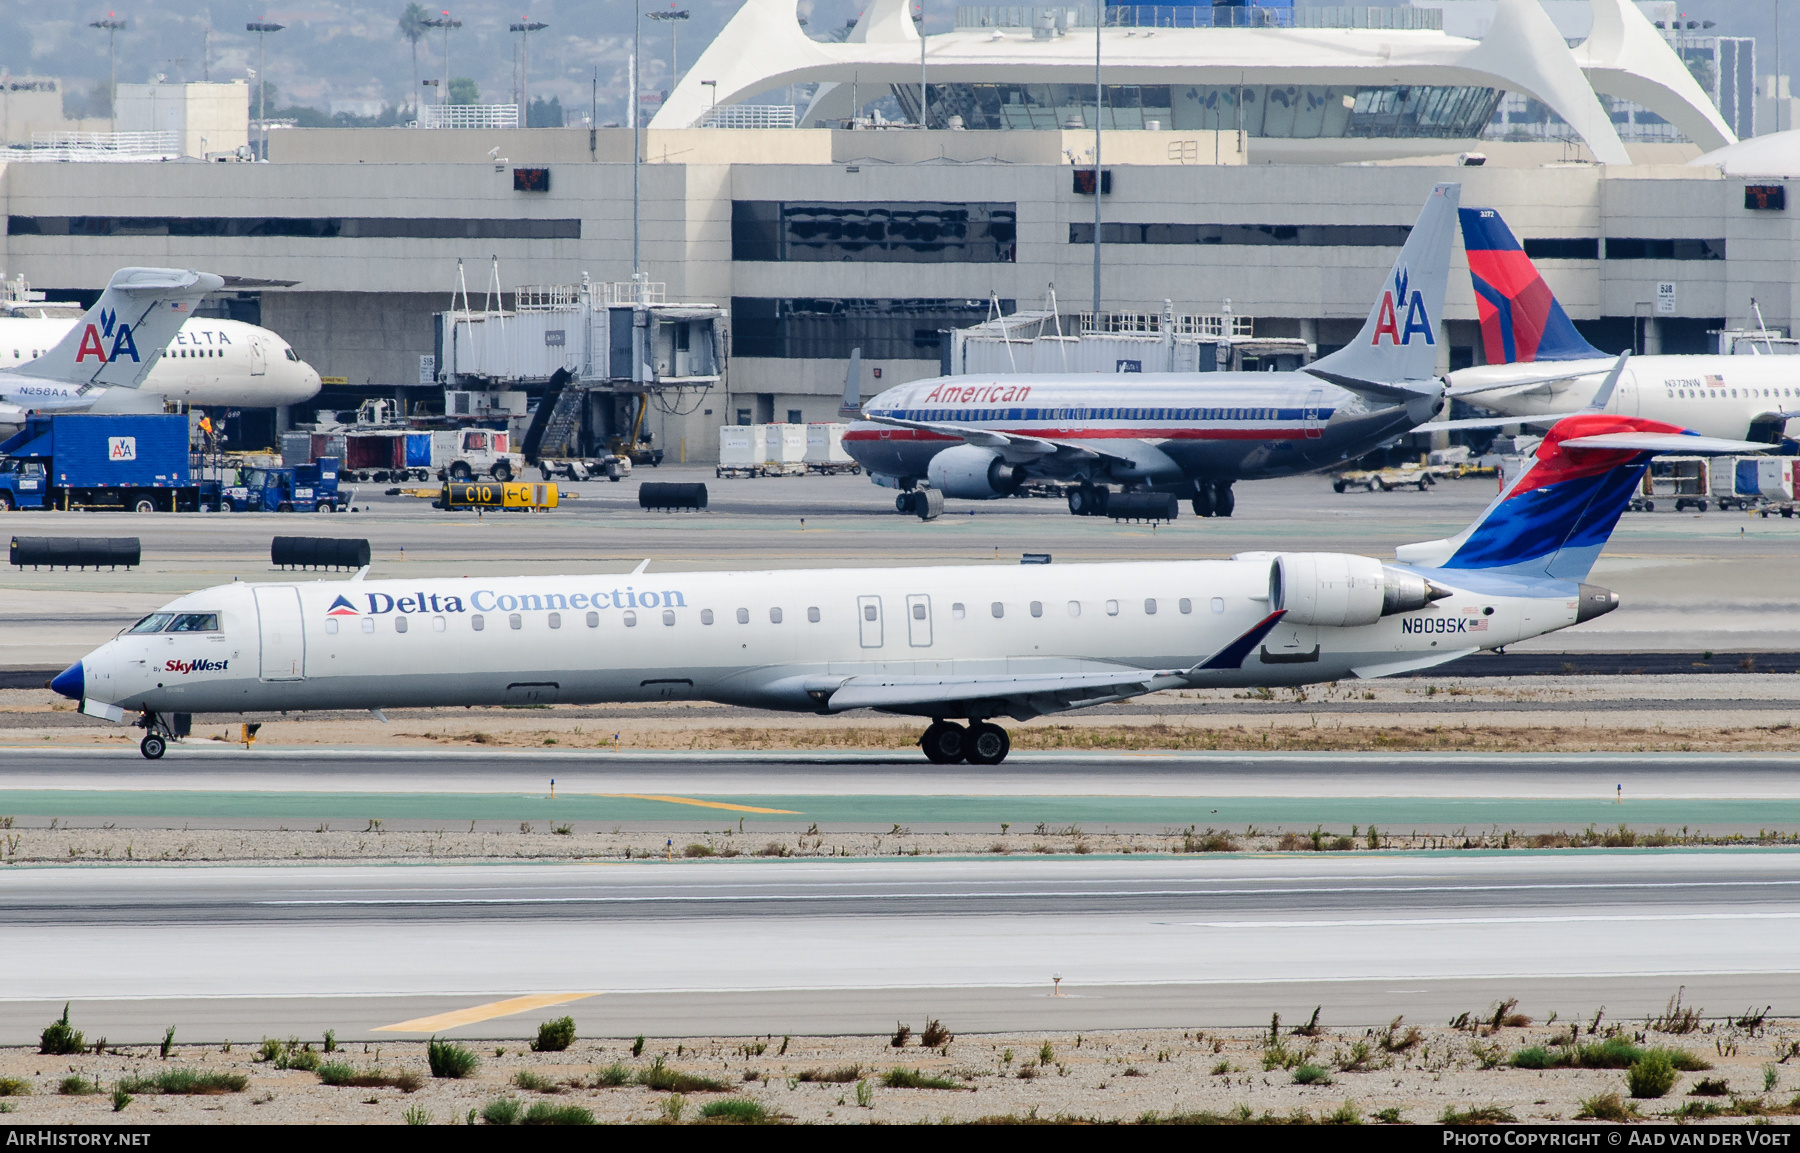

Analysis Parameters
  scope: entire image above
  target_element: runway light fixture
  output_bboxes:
[245,20,285,159]
[510,20,548,125]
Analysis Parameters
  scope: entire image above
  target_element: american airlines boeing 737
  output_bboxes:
[841,183,1462,518]
[54,411,1762,762]
[1433,206,1800,445]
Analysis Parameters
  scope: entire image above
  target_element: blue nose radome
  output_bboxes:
[49,663,84,701]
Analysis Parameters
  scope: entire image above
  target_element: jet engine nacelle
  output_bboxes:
[1269,553,1450,627]
[926,444,1022,499]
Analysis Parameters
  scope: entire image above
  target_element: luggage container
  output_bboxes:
[1645,456,1710,512]
[717,425,761,479]
[761,423,807,476]
[280,433,314,468]
[804,423,861,475]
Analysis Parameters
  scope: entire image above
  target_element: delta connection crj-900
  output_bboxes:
[52,409,1764,763]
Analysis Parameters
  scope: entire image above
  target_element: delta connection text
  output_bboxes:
[1443,1133,1790,1147]
[331,585,690,617]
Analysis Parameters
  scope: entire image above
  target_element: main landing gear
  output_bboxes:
[136,710,190,760]
[919,720,1011,765]
[1192,480,1235,518]
[1067,483,1107,516]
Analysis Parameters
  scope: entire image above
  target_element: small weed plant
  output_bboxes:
[0,1079,30,1097]
[317,1063,422,1092]
[58,1076,101,1097]
[855,1079,874,1108]
[882,1068,961,1090]
[117,1069,249,1095]
[699,1098,771,1123]
[1627,1051,1679,1099]
[1292,1064,1333,1086]
[531,1016,576,1053]
[512,1070,562,1093]
[40,1005,83,1056]
[1576,1092,1638,1121]
[637,1056,727,1093]
[593,1062,633,1087]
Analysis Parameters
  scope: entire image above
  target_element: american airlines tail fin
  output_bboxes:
[838,347,864,419]
[17,267,225,389]
[1458,207,1604,364]
[1306,182,1460,398]
[1395,414,1766,581]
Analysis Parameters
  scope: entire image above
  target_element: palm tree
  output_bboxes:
[398,3,430,117]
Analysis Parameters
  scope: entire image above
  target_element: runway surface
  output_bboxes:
[2,851,1796,1042]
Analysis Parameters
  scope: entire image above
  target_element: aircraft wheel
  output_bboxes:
[1067,488,1086,515]
[139,733,166,760]
[919,721,967,764]
[1193,483,1216,518]
[964,722,1010,766]
[896,493,914,515]
[1215,483,1235,517]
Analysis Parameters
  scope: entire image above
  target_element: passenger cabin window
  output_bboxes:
[952,603,966,620]
[395,616,408,633]
[737,608,750,624]
[548,612,561,629]
[433,616,446,632]
[913,604,927,620]
[1211,597,1226,614]
[863,605,878,621]
[168,613,219,632]
[991,602,1004,618]
[1068,601,1080,617]
[509,613,522,630]
[624,611,637,627]
[1105,600,1119,616]
[325,619,339,635]
[809,607,821,623]
[770,607,783,624]
[701,609,715,625]
[1179,598,1192,614]
[128,613,176,633]
[586,611,599,628]
[1145,598,1157,615]
[1030,601,1043,617]
[361,618,375,634]
[472,614,485,631]
[663,610,677,626]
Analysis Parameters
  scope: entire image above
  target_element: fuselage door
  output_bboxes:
[857,595,884,648]
[254,585,306,681]
[1303,388,1324,439]
[249,340,267,376]
[905,593,932,647]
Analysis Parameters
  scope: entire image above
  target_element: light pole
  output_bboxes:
[510,20,547,126]
[246,21,284,159]
[647,9,689,92]
[633,0,642,291]
[421,14,462,114]
[90,16,127,133]
[1092,3,1103,317]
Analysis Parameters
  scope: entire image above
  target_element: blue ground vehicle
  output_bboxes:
[0,415,222,512]
[221,458,342,512]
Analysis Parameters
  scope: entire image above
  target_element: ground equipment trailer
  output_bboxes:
[0,415,222,512]
[219,459,343,512]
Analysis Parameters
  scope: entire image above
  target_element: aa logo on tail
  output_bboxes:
[1370,267,1436,347]
[73,307,141,364]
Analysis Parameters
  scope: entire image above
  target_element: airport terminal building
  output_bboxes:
[1,0,1795,458]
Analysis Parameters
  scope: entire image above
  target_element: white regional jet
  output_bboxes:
[54,411,1763,761]
[843,184,1462,519]
[0,286,319,430]
[1434,207,1800,445]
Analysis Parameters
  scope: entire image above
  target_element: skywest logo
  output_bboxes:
[165,658,229,673]
[326,587,690,617]
[1370,268,1435,347]
[74,308,141,364]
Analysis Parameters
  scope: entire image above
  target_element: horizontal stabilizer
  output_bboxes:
[1303,369,1442,407]
[1559,432,1769,454]
[1444,369,1591,398]
[1414,412,1583,432]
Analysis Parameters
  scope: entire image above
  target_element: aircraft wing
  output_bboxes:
[1414,412,1585,432]
[1559,432,1770,454]
[819,612,1287,719]
[861,414,1120,466]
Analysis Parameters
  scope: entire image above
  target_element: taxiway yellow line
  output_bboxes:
[373,993,596,1033]
[596,793,801,814]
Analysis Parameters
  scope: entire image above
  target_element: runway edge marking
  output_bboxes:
[372,992,597,1033]
[596,793,801,814]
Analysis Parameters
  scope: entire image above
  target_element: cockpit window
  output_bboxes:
[168,613,219,632]
[284,347,300,361]
[128,613,176,633]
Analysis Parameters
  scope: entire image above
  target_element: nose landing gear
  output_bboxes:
[918,720,1012,765]
[135,711,190,760]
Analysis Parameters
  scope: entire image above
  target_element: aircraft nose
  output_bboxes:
[49,662,84,701]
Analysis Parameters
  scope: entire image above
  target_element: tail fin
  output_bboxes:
[1307,182,1460,389]
[1458,207,1603,364]
[17,267,224,389]
[838,347,864,419]
[1395,415,1766,581]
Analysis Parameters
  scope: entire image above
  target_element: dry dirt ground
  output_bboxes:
[1,1019,1797,1126]
[2,674,1798,755]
